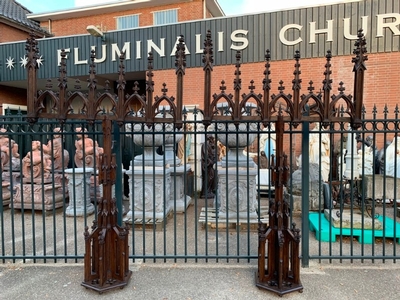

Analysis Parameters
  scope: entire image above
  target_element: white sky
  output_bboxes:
[17,0,360,15]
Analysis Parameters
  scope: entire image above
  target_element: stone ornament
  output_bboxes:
[0,128,20,170]
[74,127,103,168]
[22,141,52,180]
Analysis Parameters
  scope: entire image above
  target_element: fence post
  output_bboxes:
[301,105,310,268]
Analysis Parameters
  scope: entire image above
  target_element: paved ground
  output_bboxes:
[1,261,400,300]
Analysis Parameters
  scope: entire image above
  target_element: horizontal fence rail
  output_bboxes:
[1,112,399,264]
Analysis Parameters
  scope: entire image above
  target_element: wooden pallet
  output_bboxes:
[131,209,173,231]
[198,206,269,231]
[309,212,400,244]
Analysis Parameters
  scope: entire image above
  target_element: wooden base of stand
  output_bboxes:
[256,222,303,296]
[82,271,132,293]
[255,272,303,296]
[82,222,132,293]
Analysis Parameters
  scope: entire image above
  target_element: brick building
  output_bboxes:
[0,0,51,112]
[0,0,399,120]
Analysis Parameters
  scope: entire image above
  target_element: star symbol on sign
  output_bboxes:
[6,57,15,70]
[37,55,44,68]
[20,55,28,68]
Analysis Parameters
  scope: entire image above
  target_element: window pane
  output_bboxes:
[117,15,139,29]
[154,9,178,25]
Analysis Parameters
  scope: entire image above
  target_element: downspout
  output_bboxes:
[203,0,206,19]
[48,19,52,34]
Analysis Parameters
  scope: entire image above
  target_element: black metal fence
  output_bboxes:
[1,109,399,265]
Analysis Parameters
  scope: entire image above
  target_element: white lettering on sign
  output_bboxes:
[57,48,70,66]
[309,20,333,44]
[147,38,165,57]
[171,36,191,56]
[279,24,303,46]
[111,42,131,61]
[55,12,400,66]
[376,13,400,37]
[343,16,369,39]
[91,45,107,63]
[230,29,249,51]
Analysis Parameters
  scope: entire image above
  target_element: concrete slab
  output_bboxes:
[324,209,382,230]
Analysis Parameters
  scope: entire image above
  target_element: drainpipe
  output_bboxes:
[203,0,206,19]
[48,19,52,34]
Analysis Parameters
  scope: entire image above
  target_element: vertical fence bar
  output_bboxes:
[301,106,310,268]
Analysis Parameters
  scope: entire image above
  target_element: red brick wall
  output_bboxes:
[45,0,205,36]
[0,23,29,43]
[0,86,27,111]
[151,51,400,118]
[151,51,400,154]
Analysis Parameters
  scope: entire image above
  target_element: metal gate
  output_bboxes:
[1,31,399,265]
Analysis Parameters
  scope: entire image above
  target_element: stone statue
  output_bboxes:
[259,123,276,164]
[22,141,52,180]
[74,127,103,168]
[0,128,20,170]
[177,123,193,164]
[357,135,375,175]
[201,135,217,198]
[258,151,269,169]
[309,123,330,181]
[42,127,70,171]
[358,145,374,175]
[384,135,400,178]
[217,140,226,161]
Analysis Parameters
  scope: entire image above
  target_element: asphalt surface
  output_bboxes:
[1,261,399,300]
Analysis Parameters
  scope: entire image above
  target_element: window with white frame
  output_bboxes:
[116,14,140,30]
[2,104,27,115]
[153,9,178,25]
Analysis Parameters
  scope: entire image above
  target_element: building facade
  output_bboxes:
[0,0,51,112]
[0,0,399,118]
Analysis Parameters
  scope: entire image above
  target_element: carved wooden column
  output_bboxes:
[82,118,131,292]
[255,113,302,295]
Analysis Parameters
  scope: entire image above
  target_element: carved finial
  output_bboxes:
[352,29,368,71]
[132,81,140,94]
[249,80,255,92]
[104,80,110,92]
[45,78,53,90]
[57,49,68,90]
[292,50,301,90]
[234,51,242,91]
[74,79,81,90]
[263,50,271,91]
[117,51,126,92]
[307,81,314,93]
[220,80,227,93]
[338,81,345,93]
[146,51,154,93]
[175,35,186,75]
[202,30,214,71]
[278,80,285,93]
[322,50,333,92]
[25,31,39,70]
[161,83,168,95]
[87,49,97,90]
